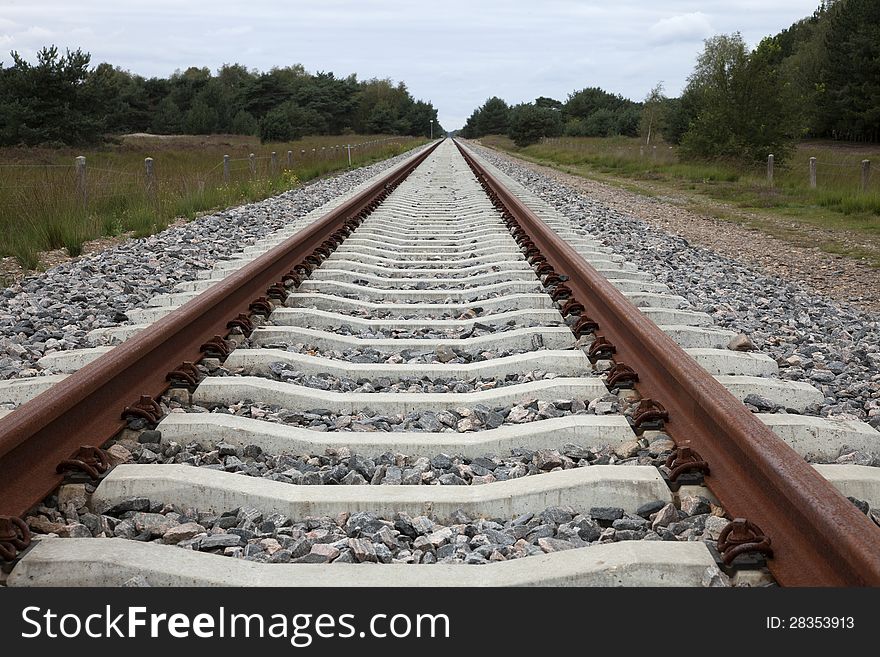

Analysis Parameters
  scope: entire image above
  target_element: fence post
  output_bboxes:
[223,154,230,184]
[767,154,774,187]
[809,157,817,189]
[861,160,871,193]
[249,153,256,177]
[287,150,293,169]
[347,144,352,167]
[270,151,277,175]
[144,157,155,200]
[651,145,656,161]
[75,155,87,208]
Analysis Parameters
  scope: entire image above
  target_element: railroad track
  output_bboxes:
[1,138,878,586]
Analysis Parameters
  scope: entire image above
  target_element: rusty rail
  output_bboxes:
[455,139,880,586]
[0,141,440,532]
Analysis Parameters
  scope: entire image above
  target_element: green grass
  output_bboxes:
[0,134,426,269]
[480,134,880,266]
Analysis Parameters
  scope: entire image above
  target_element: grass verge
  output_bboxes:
[478,135,880,267]
[0,134,427,270]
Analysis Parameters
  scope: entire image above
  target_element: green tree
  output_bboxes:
[0,47,442,146]
[230,109,258,135]
[0,46,101,145]
[640,82,665,145]
[258,104,295,141]
[185,96,218,134]
[150,96,182,134]
[679,33,801,163]
[475,97,509,135]
[365,103,397,133]
[508,102,563,146]
[819,0,880,141]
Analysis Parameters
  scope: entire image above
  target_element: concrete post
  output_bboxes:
[767,154,774,187]
[248,153,256,177]
[287,150,293,169]
[75,156,87,208]
[223,154,230,184]
[861,160,871,193]
[809,157,817,189]
[347,144,352,167]
[270,151,277,175]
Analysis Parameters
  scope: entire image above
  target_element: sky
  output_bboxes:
[0,0,822,130]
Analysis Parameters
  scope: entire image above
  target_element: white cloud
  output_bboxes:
[208,25,253,37]
[21,26,55,39]
[648,12,714,45]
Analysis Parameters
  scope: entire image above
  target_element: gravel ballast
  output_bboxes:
[0,146,429,380]
[467,143,880,429]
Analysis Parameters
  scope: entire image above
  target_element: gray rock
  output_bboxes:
[590,507,625,522]
[200,533,243,550]
[537,537,575,553]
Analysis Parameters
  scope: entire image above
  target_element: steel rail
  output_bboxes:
[0,141,440,524]
[455,139,880,586]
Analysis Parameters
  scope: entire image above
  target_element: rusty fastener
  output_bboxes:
[122,395,163,424]
[166,361,201,387]
[0,516,30,562]
[227,313,255,336]
[266,284,288,301]
[571,314,598,335]
[200,335,231,358]
[606,362,639,388]
[561,299,586,319]
[550,283,573,301]
[249,296,273,316]
[282,271,302,287]
[528,253,547,266]
[632,399,669,428]
[717,518,773,565]
[664,446,710,481]
[56,445,112,480]
[587,335,616,359]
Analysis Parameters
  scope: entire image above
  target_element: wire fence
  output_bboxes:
[0,134,420,268]
[538,137,878,194]
[0,136,413,210]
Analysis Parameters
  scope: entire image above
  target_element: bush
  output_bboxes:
[508,104,563,147]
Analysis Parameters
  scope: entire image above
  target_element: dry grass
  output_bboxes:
[0,134,426,269]
[481,134,880,266]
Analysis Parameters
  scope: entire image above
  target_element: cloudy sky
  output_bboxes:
[1,0,821,129]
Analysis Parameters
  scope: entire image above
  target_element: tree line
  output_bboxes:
[460,0,879,163]
[0,47,443,146]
